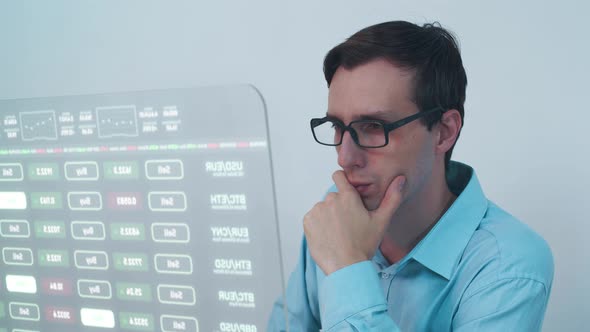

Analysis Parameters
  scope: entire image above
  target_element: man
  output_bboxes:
[268,21,553,331]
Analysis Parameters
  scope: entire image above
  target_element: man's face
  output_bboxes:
[328,59,438,211]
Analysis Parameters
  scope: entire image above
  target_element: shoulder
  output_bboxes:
[460,201,554,292]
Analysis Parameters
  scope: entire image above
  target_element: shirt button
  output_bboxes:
[381,272,390,279]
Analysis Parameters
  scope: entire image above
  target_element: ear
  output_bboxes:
[435,109,462,155]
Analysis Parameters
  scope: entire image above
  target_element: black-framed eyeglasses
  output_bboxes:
[310,107,445,148]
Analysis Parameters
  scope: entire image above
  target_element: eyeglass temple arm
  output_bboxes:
[384,107,445,131]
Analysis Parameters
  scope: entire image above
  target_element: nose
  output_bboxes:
[337,131,365,169]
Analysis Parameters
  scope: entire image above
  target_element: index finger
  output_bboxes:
[332,170,355,194]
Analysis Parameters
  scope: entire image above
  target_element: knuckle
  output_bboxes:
[325,192,337,201]
[337,191,351,202]
[303,211,315,226]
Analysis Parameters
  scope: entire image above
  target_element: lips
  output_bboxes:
[350,183,372,195]
[344,173,372,195]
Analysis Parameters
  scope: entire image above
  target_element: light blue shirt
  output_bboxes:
[268,162,554,331]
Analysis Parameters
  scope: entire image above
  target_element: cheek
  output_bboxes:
[367,150,403,190]
[380,132,419,169]
[404,138,437,191]
[396,127,436,160]
[376,131,434,187]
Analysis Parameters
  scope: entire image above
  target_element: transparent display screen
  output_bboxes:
[0,85,283,332]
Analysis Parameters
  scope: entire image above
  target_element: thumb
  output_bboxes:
[371,175,406,231]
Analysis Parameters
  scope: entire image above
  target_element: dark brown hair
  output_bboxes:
[323,21,467,168]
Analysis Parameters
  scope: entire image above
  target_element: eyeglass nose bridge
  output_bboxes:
[336,123,361,146]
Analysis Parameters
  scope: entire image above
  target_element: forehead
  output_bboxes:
[327,59,417,121]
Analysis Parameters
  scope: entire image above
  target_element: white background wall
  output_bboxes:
[1,1,588,330]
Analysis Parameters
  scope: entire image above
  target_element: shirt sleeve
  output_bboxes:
[267,238,403,332]
[267,237,322,332]
[452,277,551,331]
[320,260,401,332]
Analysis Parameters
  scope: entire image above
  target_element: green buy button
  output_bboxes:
[119,312,154,331]
[38,249,70,267]
[30,192,63,209]
[116,282,152,301]
[104,161,138,180]
[35,221,66,238]
[111,223,145,241]
[28,163,59,180]
[113,253,148,272]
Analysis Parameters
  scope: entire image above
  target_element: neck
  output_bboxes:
[379,167,456,264]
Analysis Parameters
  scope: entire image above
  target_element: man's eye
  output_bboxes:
[357,122,383,132]
[329,122,342,133]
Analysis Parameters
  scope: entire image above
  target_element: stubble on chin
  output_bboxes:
[360,195,380,211]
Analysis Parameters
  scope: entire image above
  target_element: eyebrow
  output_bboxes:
[325,110,398,121]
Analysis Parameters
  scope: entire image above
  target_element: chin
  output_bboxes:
[361,197,381,211]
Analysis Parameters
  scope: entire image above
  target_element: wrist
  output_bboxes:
[323,255,369,275]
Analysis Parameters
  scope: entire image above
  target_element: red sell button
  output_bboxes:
[41,278,73,296]
[45,306,76,323]
[107,192,142,211]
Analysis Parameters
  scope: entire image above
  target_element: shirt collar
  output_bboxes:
[402,161,489,280]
